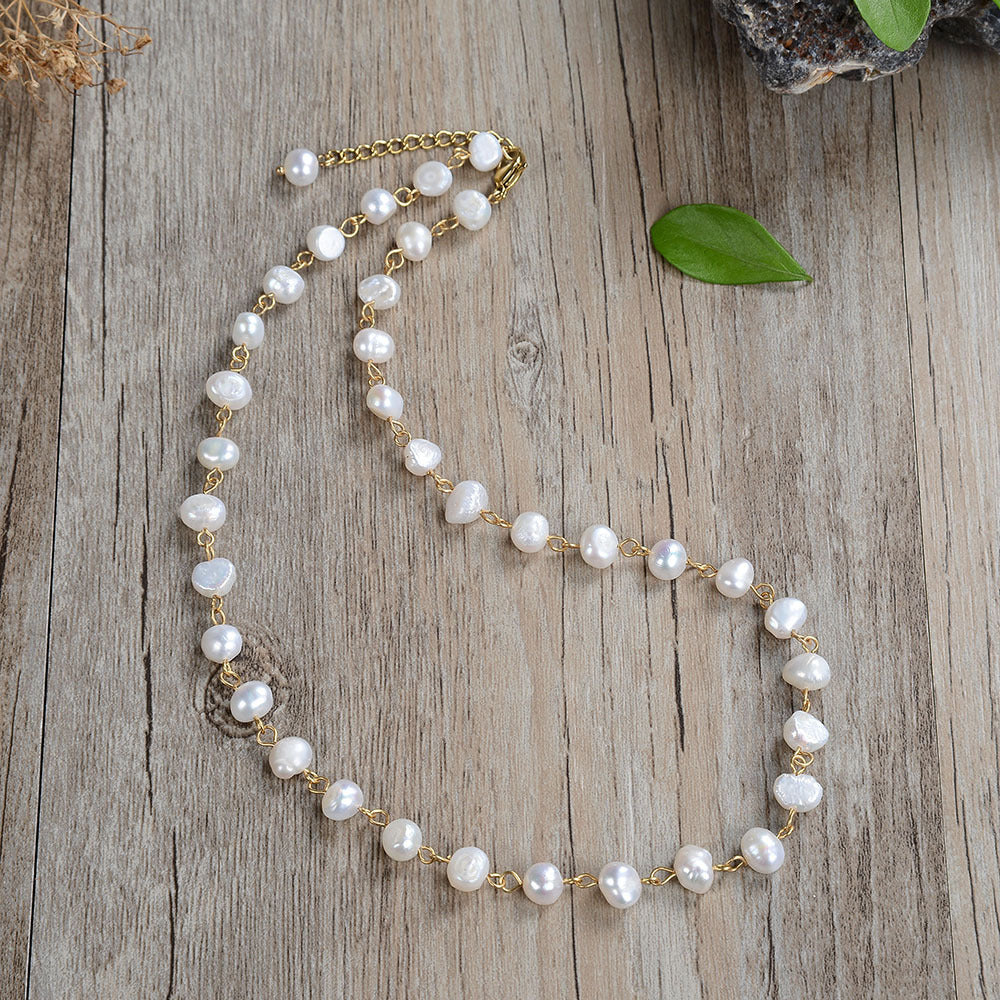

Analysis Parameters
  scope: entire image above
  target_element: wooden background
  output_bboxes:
[1,0,997,997]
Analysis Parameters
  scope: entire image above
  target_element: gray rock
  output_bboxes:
[713,0,1000,93]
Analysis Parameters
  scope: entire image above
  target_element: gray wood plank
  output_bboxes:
[0,93,74,1000]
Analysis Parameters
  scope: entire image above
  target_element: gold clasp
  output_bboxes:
[493,146,526,200]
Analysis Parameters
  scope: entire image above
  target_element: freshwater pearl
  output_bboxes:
[232,312,264,349]
[197,436,239,471]
[580,525,619,569]
[381,818,422,861]
[395,221,432,261]
[321,778,364,821]
[360,187,397,225]
[468,131,503,171]
[783,710,829,752]
[647,538,686,580]
[262,265,304,304]
[598,862,642,909]
[715,557,754,598]
[447,846,490,891]
[510,512,549,553]
[782,652,831,691]
[307,224,346,261]
[740,828,785,874]
[764,597,807,639]
[453,189,492,231]
[282,148,319,186]
[206,371,252,410]
[268,736,313,779]
[178,493,226,531]
[366,384,403,420]
[229,680,273,723]
[191,556,236,597]
[201,623,242,663]
[673,845,715,894]
[352,328,395,363]
[412,159,453,197]
[523,862,564,905]
[773,773,823,812]
[445,480,488,524]
[403,438,441,475]
[358,273,401,309]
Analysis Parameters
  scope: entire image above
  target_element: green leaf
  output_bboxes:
[994,0,1000,11]
[649,204,812,286]
[853,0,930,52]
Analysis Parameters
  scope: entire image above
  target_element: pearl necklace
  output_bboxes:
[179,129,831,908]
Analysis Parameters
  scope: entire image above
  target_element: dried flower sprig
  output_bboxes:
[0,0,150,105]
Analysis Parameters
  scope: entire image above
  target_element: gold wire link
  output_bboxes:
[777,808,798,840]
[416,845,451,865]
[618,537,651,558]
[215,405,232,436]
[430,216,461,238]
[255,720,278,747]
[686,558,718,579]
[387,418,411,447]
[641,866,677,886]
[749,582,776,608]
[713,855,748,873]
[480,510,514,529]
[218,661,242,689]
[301,769,330,795]
[358,300,377,330]
[428,470,455,494]
[791,631,820,654]
[487,870,523,893]
[210,595,226,626]
[357,806,389,827]
[251,293,276,315]
[446,148,469,169]
[230,344,250,372]
[801,689,812,713]
[384,247,407,275]
[366,361,386,387]
[196,528,216,560]
[790,748,815,775]
[203,467,224,494]
[562,873,599,889]
[393,186,419,207]
[317,130,475,169]
[339,213,367,239]
[289,249,316,271]
[546,535,581,553]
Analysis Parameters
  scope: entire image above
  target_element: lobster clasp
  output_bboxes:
[493,145,526,199]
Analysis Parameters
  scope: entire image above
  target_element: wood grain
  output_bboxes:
[2,1,998,997]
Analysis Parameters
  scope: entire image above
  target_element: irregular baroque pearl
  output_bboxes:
[740,828,785,874]
[268,736,313,778]
[782,652,831,691]
[447,846,491,891]
[673,844,715,893]
[783,710,829,752]
[445,480,488,524]
[764,597,807,639]
[598,862,642,909]
[191,556,236,597]
[773,772,823,812]
[322,778,364,821]
[229,680,273,723]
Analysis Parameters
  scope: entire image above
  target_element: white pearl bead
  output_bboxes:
[307,224,346,261]
[206,371,252,410]
[580,524,619,569]
[773,772,823,812]
[764,597,807,639]
[352,328,395,363]
[229,680,273,723]
[232,312,264,350]
[740,828,785,874]
[201,623,242,663]
[403,438,441,475]
[510,512,550,553]
[783,710,829,751]
[412,159,453,197]
[598,862,642,909]
[715,557,754,597]
[647,538,686,580]
[366,384,403,420]
[263,265,304,304]
[445,480,488,524]
[358,273,401,309]
[191,557,236,597]
[268,736,313,779]
[782,652,831,690]
[395,221,432,261]
[523,862,564,905]
[178,493,226,531]
[282,148,319,186]
[453,189,492,231]
[381,818,422,861]
[673,844,715,894]
[468,131,503,171]
[321,778,364,821]
[360,187,397,224]
[197,436,239,471]
[447,846,490,891]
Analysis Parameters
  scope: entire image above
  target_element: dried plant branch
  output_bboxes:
[0,0,150,106]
